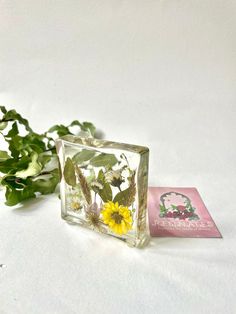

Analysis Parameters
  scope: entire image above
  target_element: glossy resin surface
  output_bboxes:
[56,136,149,247]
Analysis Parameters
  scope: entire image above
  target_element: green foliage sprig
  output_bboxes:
[0,106,96,206]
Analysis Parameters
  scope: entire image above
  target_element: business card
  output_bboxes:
[148,187,222,238]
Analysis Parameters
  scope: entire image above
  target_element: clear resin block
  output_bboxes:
[56,135,149,247]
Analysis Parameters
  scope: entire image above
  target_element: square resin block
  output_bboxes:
[56,135,149,247]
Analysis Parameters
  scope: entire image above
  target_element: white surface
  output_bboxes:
[0,1,236,313]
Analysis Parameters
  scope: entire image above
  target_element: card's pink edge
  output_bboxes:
[147,186,223,238]
[150,234,223,238]
[194,187,223,238]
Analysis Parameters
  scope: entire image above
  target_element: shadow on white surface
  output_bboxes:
[10,196,49,214]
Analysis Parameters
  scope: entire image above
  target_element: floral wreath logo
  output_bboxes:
[159,192,200,221]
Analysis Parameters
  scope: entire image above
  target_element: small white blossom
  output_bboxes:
[91,181,103,190]
[105,170,122,183]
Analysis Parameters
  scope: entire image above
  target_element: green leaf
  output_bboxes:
[0,151,10,161]
[6,121,19,137]
[96,170,112,202]
[6,135,22,159]
[86,168,96,185]
[69,120,82,128]
[63,157,76,187]
[5,186,36,206]
[0,121,7,130]
[72,149,96,164]
[32,169,59,194]
[0,155,31,174]
[99,183,112,202]
[47,125,71,137]
[113,188,131,207]
[23,133,46,153]
[38,154,52,167]
[15,153,42,179]
[1,175,28,189]
[2,176,37,206]
[0,106,7,114]
[113,173,136,207]
[97,169,105,183]
[70,121,96,137]
[0,106,97,206]
[80,122,96,136]
[1,109,32,132]
[90,153,118,167]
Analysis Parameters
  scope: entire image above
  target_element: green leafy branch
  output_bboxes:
[0,106,96,206]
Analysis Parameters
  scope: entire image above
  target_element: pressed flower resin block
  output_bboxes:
[56,135,149,247]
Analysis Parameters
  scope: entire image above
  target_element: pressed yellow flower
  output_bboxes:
[101,201,133,235]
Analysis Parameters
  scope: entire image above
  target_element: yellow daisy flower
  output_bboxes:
[101,201,133,235]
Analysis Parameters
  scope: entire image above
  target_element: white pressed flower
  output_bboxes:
[67,196,82,212]
[105,170,122,184]
[90,181,103,190]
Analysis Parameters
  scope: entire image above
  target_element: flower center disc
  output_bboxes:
[90,213,99,225]
[111,212,123,224]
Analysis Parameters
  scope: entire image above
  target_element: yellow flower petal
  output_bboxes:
[101,201,133,235]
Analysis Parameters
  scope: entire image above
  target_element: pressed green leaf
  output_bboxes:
[63,157,76,187]
[99,183,112,202]
[97,169,105,183]
[96,169,112,202]
[90,153,118,167]
[90,169,104,194]
[86,168,96,185]
[113,173,136,207]
[15,153,42,179]
[113,188,131,207]
[72,149,96,164]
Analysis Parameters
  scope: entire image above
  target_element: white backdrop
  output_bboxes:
[0,1,236,313]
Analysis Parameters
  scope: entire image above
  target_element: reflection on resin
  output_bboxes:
[56,135,149,247]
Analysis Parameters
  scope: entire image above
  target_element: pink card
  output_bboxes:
[148,187,222,238]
